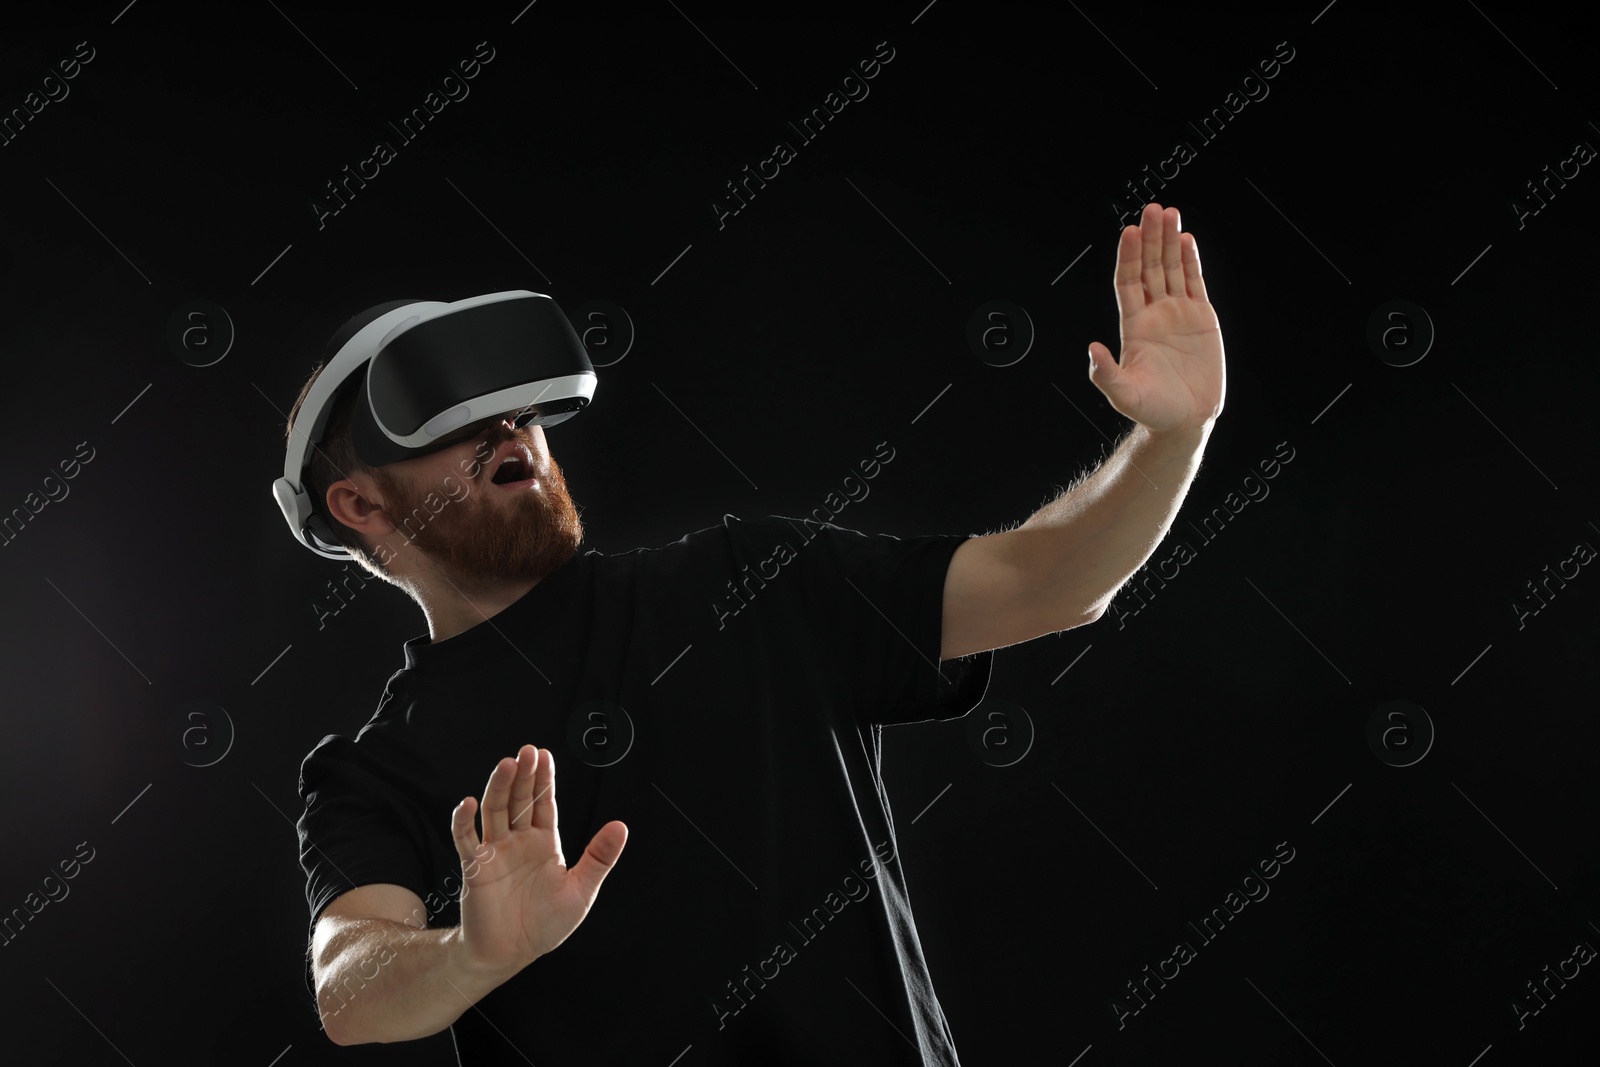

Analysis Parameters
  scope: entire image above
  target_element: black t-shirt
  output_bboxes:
[296,512,995,1065]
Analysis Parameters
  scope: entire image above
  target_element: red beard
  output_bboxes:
[372,431,584,593]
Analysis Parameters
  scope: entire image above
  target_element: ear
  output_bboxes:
[325,472,398,540]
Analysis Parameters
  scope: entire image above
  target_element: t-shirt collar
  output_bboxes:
[400,546,591,674]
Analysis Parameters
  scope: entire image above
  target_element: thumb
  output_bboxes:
[567,820,628,897]
[1087,341,1117,386]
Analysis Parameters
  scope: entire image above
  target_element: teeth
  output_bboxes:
[493,445,531,484]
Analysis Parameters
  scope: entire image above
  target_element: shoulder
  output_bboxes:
[297,733,362,795]
[296,679,410,790]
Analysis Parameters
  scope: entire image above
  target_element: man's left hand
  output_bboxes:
[1086,202,1226,437]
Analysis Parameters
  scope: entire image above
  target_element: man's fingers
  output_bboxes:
[1087,341,1117,387]
[508,745,536,830]
[481,756,515,842]
[1182,232,1208,304]
[1162,207,1185,299]
[1114,224,1143,320]
[530,746,557,833]
[1140,202,1166,300]
[452,797,483,866]
[567,820,628,898]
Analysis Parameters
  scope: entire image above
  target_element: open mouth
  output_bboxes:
[489,442,539,489]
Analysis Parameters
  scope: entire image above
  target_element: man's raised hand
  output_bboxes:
[1087,202,1226,436]
[449,744,628,977]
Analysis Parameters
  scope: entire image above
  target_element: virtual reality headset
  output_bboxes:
[272,289,596,560]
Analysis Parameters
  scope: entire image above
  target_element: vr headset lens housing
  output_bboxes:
[273,290,596,559]
[351,294,593,467]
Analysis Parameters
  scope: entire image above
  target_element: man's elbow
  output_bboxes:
[1035,601,1105,637]
[321,1013,349,1047]
[1071,603,1107,629]
[1061,592,1110,626]
[316,979,365,1046]
[318,1000,354,1046]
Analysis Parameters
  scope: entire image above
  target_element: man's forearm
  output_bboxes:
[1013,421,1211,627]
[317,919,517,1046]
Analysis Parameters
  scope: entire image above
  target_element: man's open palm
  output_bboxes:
[1087,202,1226,435]
[450,745,628,975]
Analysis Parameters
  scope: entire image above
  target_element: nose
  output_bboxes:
[482,415,538,451]
[482,414,517,440]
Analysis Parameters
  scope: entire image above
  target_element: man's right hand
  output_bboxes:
[449,744,628,976]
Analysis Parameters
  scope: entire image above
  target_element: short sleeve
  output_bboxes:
[295,731,435,1004]
[760,514,995,726]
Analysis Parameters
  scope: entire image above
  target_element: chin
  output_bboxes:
[452,479,582,586]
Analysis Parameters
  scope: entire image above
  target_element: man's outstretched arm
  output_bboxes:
[314,746,627,1045]
[942,201,1226,660]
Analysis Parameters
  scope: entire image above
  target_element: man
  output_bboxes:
[292,201,1224,1064]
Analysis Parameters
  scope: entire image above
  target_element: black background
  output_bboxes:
[1,1,1595,1064]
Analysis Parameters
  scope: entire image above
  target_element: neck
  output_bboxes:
[415,574,542,643]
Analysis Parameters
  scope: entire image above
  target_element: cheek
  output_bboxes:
[465,440,500,479]
[375,464,435,511]
[373,468,410,503]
